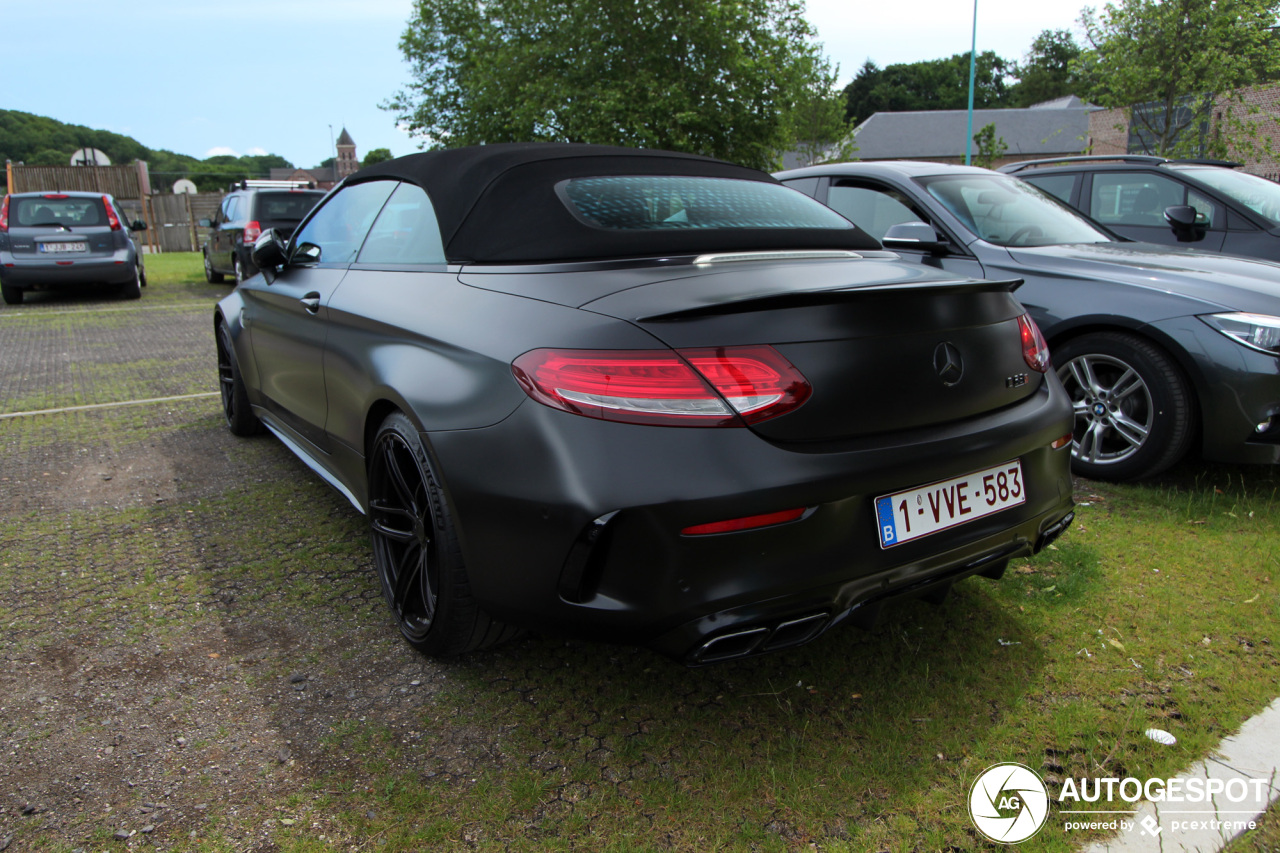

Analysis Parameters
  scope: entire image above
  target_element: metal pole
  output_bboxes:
[965,0,978,165]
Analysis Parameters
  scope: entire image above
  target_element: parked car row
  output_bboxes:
[7,144,1277,663]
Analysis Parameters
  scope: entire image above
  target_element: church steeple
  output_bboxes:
[335,127,358,179]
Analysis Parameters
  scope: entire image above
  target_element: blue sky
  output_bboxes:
[9,0,1088,173]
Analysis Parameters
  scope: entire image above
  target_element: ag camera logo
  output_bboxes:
[969,763,1050,843]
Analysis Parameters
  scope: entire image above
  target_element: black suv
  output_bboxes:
[999,155,1280,262]
[201,180,325,284]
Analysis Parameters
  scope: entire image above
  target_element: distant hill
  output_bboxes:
[0,109,295,193]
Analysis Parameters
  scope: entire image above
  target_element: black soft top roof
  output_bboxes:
[346,142,877,263]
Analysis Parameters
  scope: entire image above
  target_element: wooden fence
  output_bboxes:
[7,162,150,200]
[4,160,231,254]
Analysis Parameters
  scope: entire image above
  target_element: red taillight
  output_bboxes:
[682,507,808,536]
[243,221,261,244]
[1019,314,1051,373]
[511,346,810,427]
[101,195,121,231]
[0,196,8,232]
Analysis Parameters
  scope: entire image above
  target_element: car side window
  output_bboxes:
[1089,172,1215,228]
[827,183,926,241]
[356,183,446,265]
[223,197,240,224]
[290,180,397,266]
[1023,174,1077,204]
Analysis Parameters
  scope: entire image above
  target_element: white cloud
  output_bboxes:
[205,146,238,158]
[246,146,268,156]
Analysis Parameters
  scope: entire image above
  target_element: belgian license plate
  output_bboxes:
[38,241,87,253]
[875,460,1025,548]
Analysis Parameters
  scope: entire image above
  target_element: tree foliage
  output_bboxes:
[1076,0,1280,157]
[362,147,394,167]
[386,0,845,170]
[970,122,1008,168]
[0,109,295,193]
[1010,29,1083,107]
[842,52,1015,123]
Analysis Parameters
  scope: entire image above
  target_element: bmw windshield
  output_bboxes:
[1174,166,1280,228]
[918,174,1113,247]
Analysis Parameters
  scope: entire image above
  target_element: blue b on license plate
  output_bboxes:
[875,459,1025,548]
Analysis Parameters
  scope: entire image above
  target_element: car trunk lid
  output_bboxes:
[577,256,1041,442]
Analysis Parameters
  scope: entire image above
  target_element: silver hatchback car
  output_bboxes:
[0,190,148,304]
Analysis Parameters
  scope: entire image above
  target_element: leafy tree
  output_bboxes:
[1076,0,1280,157]
[970,122,1008,168]
[362,147,395,167]
[842,52,1015,123]
[386,0,843,170]
[1010,29,1083,107]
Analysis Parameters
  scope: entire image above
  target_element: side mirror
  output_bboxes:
[198,218,212,228]
[130,220,147,232]
[251,228,288,280]
[882,221,948,255]
[1164,205,1207,243]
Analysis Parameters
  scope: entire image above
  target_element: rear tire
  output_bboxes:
[204,249,224,283]
[1,283,22,305]
[1055,332,1193,481]
[216,322,263,436]
[368,412,518,657]
[119,264,142,300]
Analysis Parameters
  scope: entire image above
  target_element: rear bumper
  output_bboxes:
[1,251,137,288]
[425,376,1075,661]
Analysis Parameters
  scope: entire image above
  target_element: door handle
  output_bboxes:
[300,293,321,314]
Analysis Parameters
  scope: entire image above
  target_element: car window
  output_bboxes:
[1023,174,1077,204]
[826,184,923,240]
[290,180,396,265]
[919,174,1111,247]
[357,183,446,265]
[1088,172,1214,227]
[556,176,853,231]
[222,197,239,223]
[12,196,104,227]
[1174,166,1280,227]
[255,192,323,222]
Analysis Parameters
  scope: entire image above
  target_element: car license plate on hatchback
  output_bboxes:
[38,241,87,253]
[875,460,1025,548]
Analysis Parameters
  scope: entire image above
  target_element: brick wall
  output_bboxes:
[1085,85,1280,179]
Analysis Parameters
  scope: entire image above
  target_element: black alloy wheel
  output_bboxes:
[1055,332,1193,481]
[367,412,515,656]
[216,323,263,436]
[204,250,224,283]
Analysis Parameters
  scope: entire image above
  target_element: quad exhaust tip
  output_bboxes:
[691,613,830,665]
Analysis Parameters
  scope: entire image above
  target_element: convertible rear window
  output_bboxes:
[558,176,853,231]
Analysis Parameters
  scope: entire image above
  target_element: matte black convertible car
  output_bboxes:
[215,144,1075,663]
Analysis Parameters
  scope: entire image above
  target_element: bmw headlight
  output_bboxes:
[1200,312,1280,355]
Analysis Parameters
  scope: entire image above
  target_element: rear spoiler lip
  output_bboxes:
[636,277,1025,322]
